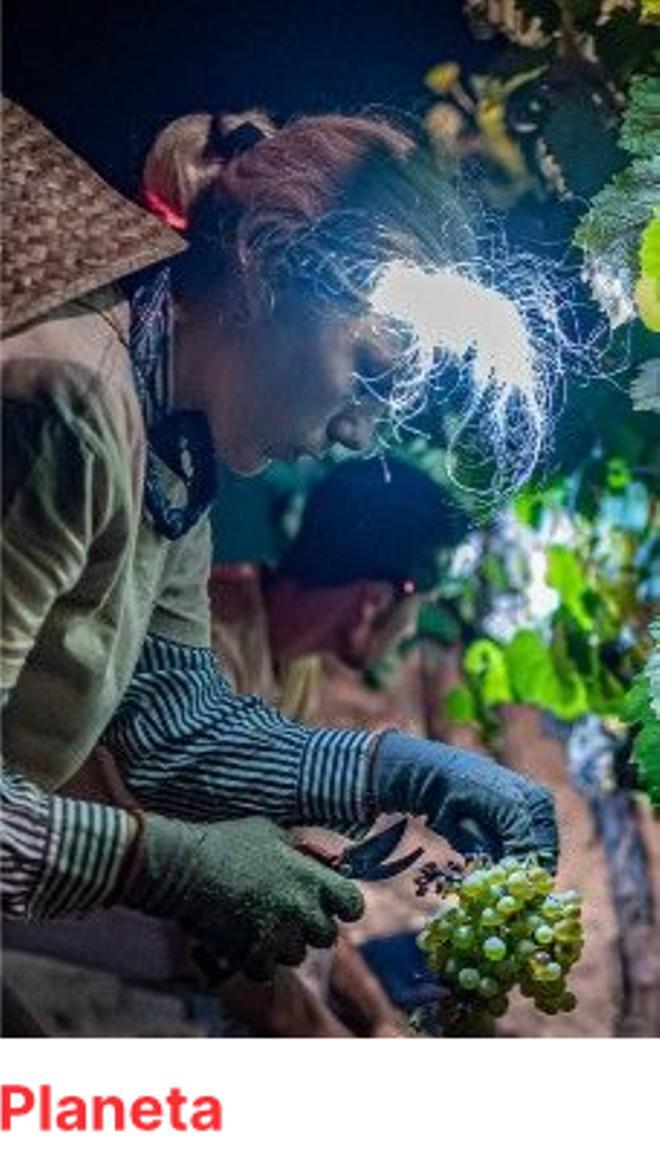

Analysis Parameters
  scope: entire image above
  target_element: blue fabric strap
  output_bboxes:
[129,268,217,540]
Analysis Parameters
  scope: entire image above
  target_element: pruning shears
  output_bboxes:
[297,817,424,882]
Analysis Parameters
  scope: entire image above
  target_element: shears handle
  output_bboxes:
[294,839,346,871]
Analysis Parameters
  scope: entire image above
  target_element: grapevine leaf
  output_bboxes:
[641,215,660,280]
[463,638,513,705]
[574,73,660,326]
[635,272,660,330]
[637,210,660,330]
[505,629,590,720]
[620,75,660,161]
[623,671,660,806]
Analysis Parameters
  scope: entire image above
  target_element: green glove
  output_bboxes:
[118,814,364,980]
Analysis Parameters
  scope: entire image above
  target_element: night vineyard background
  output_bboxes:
[291,0,660,1036]
[397,0,660,1035]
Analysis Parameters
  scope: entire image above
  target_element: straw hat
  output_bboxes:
[1,97,186,336]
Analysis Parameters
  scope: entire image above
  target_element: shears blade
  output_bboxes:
[337,818,424,881]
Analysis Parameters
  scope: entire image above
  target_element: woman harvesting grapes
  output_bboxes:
[1,98,557,1021]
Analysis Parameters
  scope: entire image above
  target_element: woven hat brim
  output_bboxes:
[1,97,187,336]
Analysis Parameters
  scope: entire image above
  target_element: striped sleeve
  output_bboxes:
[1,770,133,920]
[103,634,378,834]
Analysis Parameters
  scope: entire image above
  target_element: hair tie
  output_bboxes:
[207,117,266,162]
[143,187,189,232]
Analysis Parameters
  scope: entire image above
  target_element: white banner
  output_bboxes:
[0,1038,656,1169]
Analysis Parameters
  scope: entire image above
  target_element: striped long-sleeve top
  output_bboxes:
[1,278,377,921]
[1,637,376,919]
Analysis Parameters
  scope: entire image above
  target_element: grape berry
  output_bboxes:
[416,857,583,1036]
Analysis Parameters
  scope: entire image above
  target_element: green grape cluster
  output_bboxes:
[417,857,583,1036]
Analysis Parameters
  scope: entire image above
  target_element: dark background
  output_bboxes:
[4,0,498,191]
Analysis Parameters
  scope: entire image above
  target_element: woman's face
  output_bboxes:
[182,293,392,474]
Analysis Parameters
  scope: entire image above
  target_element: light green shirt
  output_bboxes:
[2,287,211,790]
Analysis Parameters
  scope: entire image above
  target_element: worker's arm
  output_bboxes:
[103,633,558,868]
[2,368,138,918]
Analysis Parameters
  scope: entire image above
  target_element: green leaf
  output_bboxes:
[546,547,594,631]
[463,639,513,706]
[640,215,660,281]
[574,155,660,326]
[606,456,631,491]
[620,75,660,162]
[636,271,660,330]
[623,670,660,806]
[505,629,590,720]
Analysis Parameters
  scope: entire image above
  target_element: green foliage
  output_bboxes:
[641,217,660,281]
[620,74,660,159]
[546,547,594,631]
[623,667,660,806]
[407,3,660,801]
[573,156,660,327]
[575,72,660,332]
[443,685,479,724]
[464,639,513,705]
[505,629,590,720]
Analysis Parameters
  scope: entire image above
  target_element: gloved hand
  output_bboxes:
[117,814,364,980]
[373,732,558,871]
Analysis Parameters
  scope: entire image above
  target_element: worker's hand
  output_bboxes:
[118,814,364,980]
[373,731,558,871]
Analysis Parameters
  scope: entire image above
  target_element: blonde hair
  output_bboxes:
[142,109,277,225]
[142,108,417,304]
[142,108,552,500]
